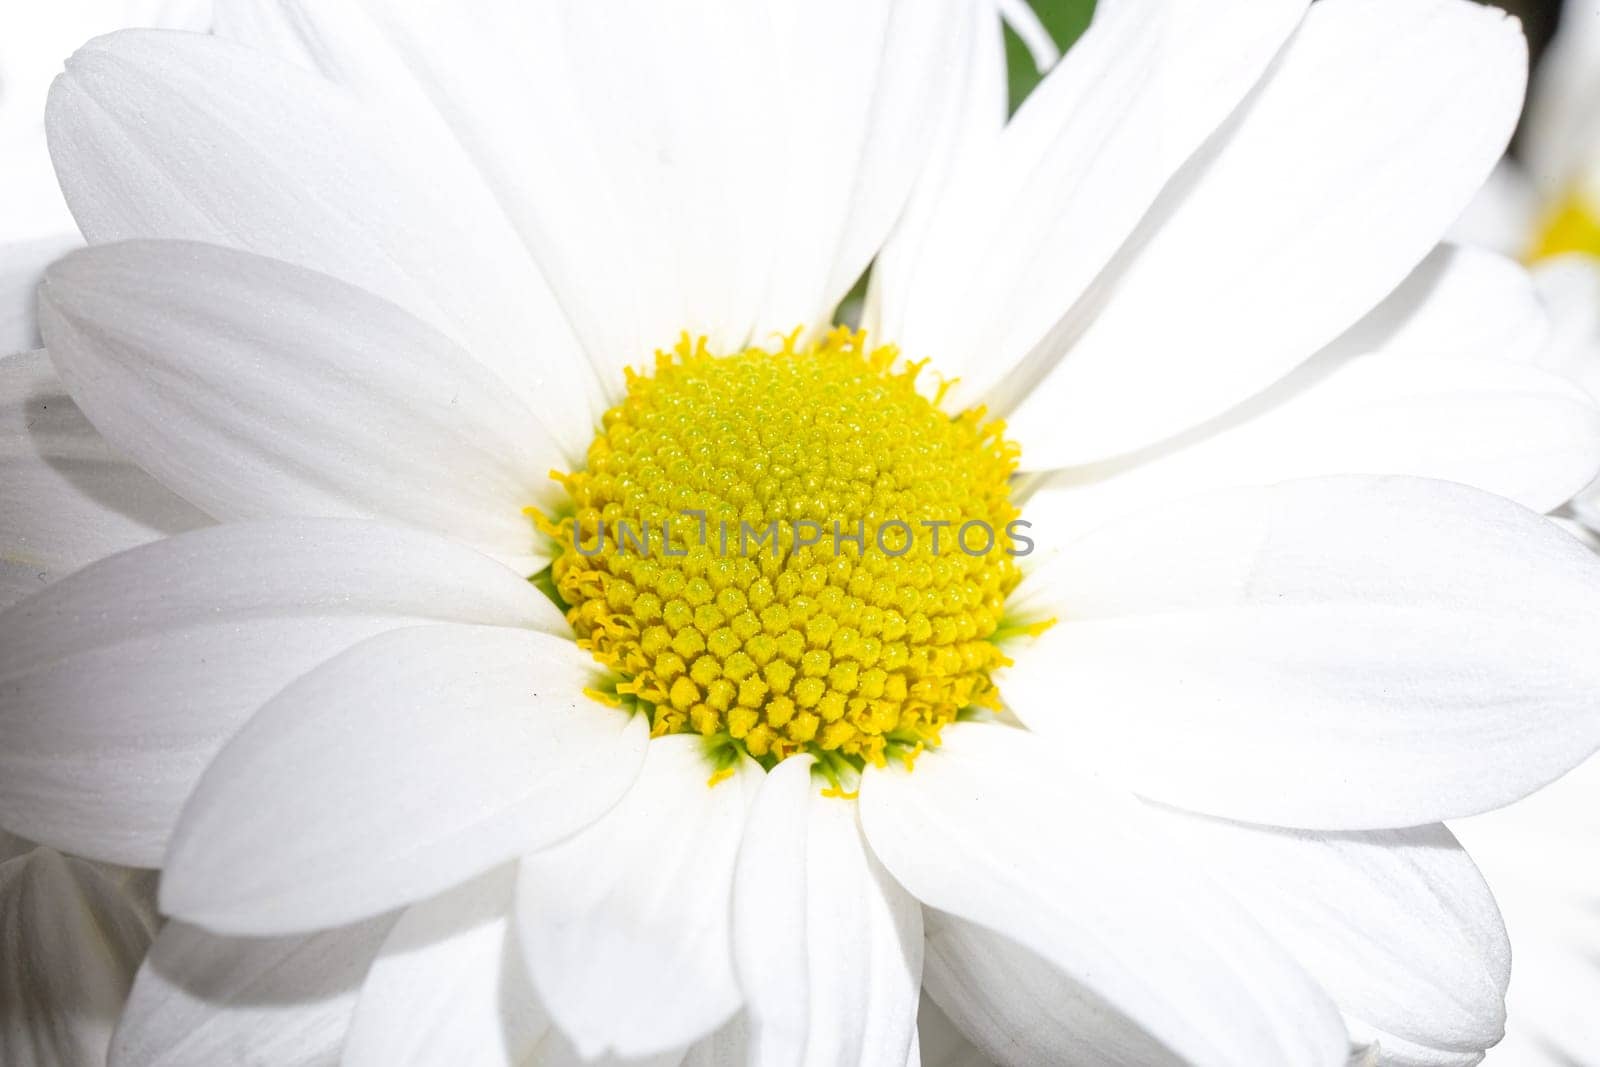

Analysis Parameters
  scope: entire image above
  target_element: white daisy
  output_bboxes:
[3,1,1600,1064]
[0,0,209,355]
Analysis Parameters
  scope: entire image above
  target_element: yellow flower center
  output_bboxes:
[538,328,1025,781]
[1529,185,1600,261]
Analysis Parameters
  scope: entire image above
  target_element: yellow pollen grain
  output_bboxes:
[540,327,1022,771]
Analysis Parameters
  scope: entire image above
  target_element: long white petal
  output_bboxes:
[212,0,973,385]
[732,756,922,1067]
[921,911,1185,1067]
[1021,258,1598,540]
[1004,0,1528,465]
[1152,811,1508,1061]
[46,29,600,448]
[40,240,563,573]
[161,624,648,935]
[111,916,392,1067]
[859,722,1348,1066]
[1005,476,1600,829]
[0,348,205,611]
[344,867,546,1067]
[0,518,556,867]
[874,0,1306,406]
[515,734,761,1059]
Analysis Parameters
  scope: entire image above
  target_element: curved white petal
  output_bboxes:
[1530,253,1600,401]
[1020,347,1600,543]
[874,0,1306,405]
[921,910,1185,1067]
[731,756,922,1067]
[0,348,206,611]
[515,734,761,1059]
[40,240,562,573]
[1021,244,1578,542]
[1450,162,1540,259]
[111,916,393,1067]
[0,849,155,1067]
[161,624,648,936]
[1004,476,1600,829]
[1005,0,1528,465]
[859,722,1348,1066]
[0,518,556,867]
[46,29,600,449]
[214,0,973,386]
[1152,811,1508,1060]
[863,0,1006,344]
[1452,754,1600,1067]
[344,867,546,1067]
[747,0,973,340]
[1314,244,1549,367]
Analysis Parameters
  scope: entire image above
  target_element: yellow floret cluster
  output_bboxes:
[538,328,1023,774]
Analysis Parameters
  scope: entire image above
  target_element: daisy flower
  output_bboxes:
[0,1,208,355]
[4,1,1600,1064]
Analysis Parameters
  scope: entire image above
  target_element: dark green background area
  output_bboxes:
[1004,0,1094,112]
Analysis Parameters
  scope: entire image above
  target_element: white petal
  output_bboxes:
[344,866,546,1067]
[0,518,556,867]
[1152,811,1508,1059]
[111,916,393,1067]
[1021,278,1599,539]
[1529,253,1600,400]
[748,0,974,339]
[47,29,600,449]
[921,911,1186,1067]
[0,849,154,1067]
[0,236,78,356]
[731,756,922,1067]
[162,624,646,936]
[1448,162,1540,260]
[1452,754,1600,1067]
[859,722,1348,1066]
[863,0,1006,343]
[0,348,206,611]
[515,734,761,1059]
[1004,0,1528,465]
[214,1,972,383]
[875,0,1307,406]
[1317,245,1550,367]
[1004,476,1600,829]
[40,240,562,572]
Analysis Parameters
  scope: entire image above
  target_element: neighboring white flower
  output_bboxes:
[0,832,159,1067]
[1454,0,1600,258]
[1437,251,1600,1067]
[3,1,1600,1064]
[1452,758,1600,1067]
[0,1,208,356]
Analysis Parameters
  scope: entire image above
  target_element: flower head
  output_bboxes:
[3,1,1600,1064]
